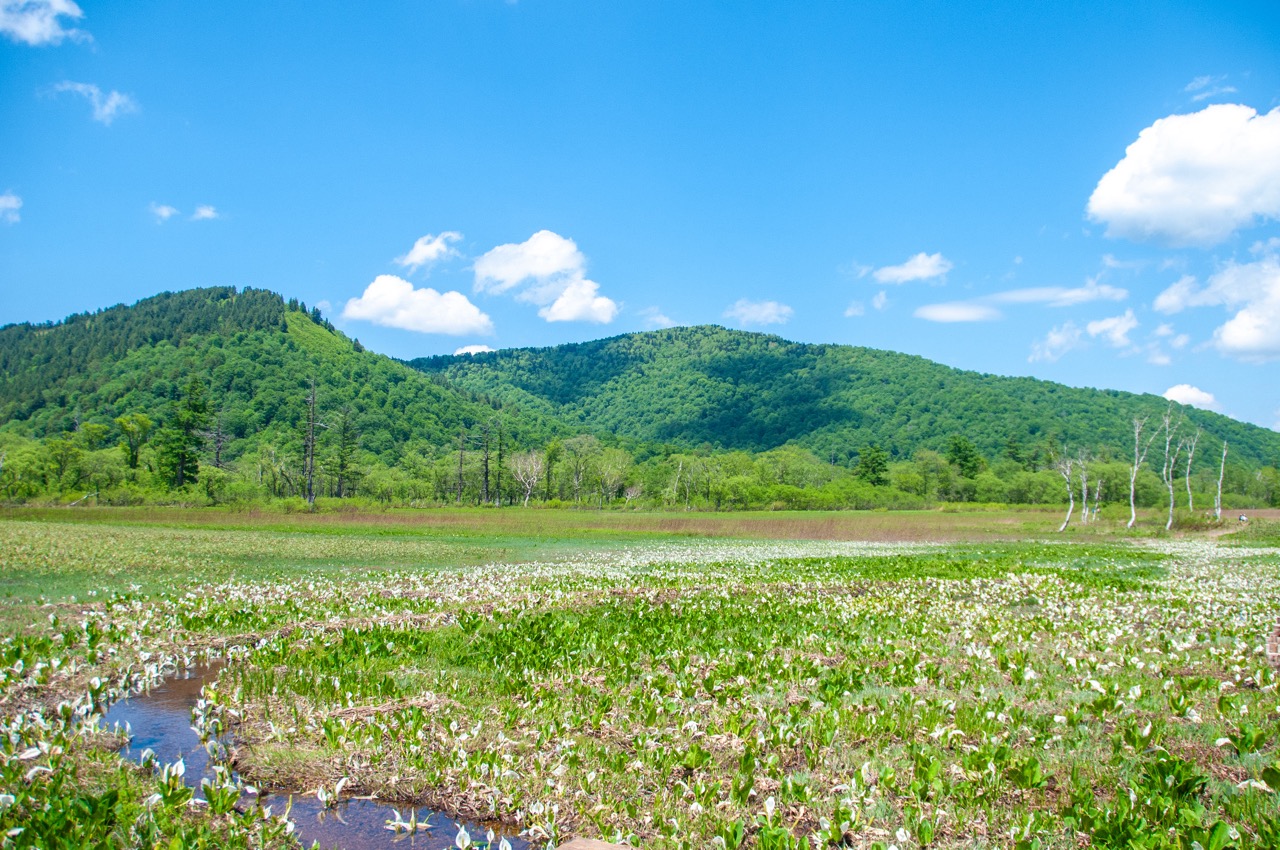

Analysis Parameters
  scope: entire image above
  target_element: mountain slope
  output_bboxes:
[0,287,560,463]
[410,325,1280,466]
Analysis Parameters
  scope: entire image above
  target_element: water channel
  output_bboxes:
[101,662,528,850]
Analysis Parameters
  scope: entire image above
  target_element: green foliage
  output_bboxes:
[411,324,1280,466]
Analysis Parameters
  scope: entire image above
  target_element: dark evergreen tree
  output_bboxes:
[854,444,890,487]
[155,377,210,487]
[946,435,984,478]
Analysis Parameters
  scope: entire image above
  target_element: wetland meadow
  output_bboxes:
[0,508,1278,849]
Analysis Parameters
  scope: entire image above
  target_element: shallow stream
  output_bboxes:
[102,663,527,850]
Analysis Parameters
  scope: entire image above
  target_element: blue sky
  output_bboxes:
[2,1,1279,430]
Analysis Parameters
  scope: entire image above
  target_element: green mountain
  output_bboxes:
[0,287,558,463]
[410,324,1280,466]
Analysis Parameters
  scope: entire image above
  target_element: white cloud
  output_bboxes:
[872,252,953,284]
[1086,309,1138,348]
[54,81,135,125]
[343,274,494,335]
[1029,322,1082,362]
[396,231,461,273]
[538,277,618,323]
[454,344,495,355]
[149,202,178,222]
[989,279,1128,307]
[1153,254,1280,360]
[0,191,21,224]
[1087,104,1280,246]
[843,300,865,317]
[0,0,86,45]
[473,229,618,323]
[639,306,675,329]
[1184,74,1237,102]
[1163,384,1220,410]
[723,299,793,326]
[871,291,888,310]
[914,302,1001,323]
[191,205,218,221]
[475,229,584,294]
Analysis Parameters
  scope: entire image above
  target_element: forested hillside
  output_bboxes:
[1,289,1276,511]
[412,325,1280,467]
[0,288,564,502]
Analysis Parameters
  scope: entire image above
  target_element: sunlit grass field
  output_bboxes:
[1,510,1278,848]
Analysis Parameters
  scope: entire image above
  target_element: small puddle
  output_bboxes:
[103,662,527,850]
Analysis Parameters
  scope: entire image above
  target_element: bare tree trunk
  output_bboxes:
[1159,405,1183,531]
[1057,457,1075,532]
[1215,440,1228,521]
[1078,453,1090,524]
[480,423,490,505]
[1184,428,1200,512]
[1092,477,1103,522]
[1128,416,1155,529]
[494,419,504,507]
[304,379,317,506]
[456,431,465,505]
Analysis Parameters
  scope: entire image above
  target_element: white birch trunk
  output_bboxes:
[1184,428,1200,513]
[1215,440,1228,521]
[1057,457,1075,532]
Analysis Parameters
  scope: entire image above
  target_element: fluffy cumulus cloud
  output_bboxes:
[454,344,494,356]
[474,230,618,323]
[872,252,953,284]
[1086,309,1138,348]
[1028,322,1083,363]
[0,191,21,224]
[396,231,461,273]
[1162,384,1220,411]
[149,202,178,222]
[914,302,1001,323]
[54,81,136,125]
[1153,253,1280,360]
[1087,104,1280,246]
[0,0,86,45]
[343,274,494,335]
[723,299,793,326]
[191,205,219,221]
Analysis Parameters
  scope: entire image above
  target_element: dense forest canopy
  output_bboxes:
[1,287,1277,512]
[411,325,1280,466]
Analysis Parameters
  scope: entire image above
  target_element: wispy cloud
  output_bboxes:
[344,274,494,335]
[149,202,179,223]
[988,279,1128,307]
[723,298,793,326]
[474,230,618,323]
[1086,309,1138,349]
[639,306,675,329]
[53,81,136,125]
[843,300,865,317]
[0,0,87,46]
[1028,322,1083,362]
[914,302,1001,323]
[1184,74,1237,102]
[395,231,462,273]
[190,205,219,221]
[871,291,888,311]
[0,191,21,224]
[872,252,953,284]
